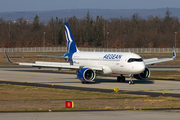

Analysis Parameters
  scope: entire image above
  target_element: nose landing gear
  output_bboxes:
[129,74,134,85]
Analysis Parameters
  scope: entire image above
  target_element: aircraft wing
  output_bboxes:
[5,50,103,71]
[144,46,176,65]
[144,57,174,65]
[20,61,103,70]
[20,61,82,69]
[5,50,78,69]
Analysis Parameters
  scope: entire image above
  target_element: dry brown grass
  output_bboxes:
[150,71,180,80]
[0,84,180,111]
[0,84,139,101]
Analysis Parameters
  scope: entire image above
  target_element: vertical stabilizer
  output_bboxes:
[64,22,79,53]
[172,46,176,59]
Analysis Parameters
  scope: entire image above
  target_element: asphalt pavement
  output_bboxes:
[0,110,180,120]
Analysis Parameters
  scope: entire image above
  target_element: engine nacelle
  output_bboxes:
[133,67,150,80]
[77,68,96,82]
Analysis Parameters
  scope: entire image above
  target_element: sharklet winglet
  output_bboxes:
[5,50,12,63]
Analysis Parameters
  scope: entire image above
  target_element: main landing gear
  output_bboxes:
[117,75,125,82]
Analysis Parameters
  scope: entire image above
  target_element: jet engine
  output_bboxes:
[133,67,150,80]
[77,68,96,82]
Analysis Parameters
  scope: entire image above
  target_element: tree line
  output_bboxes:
[0,9,179,48]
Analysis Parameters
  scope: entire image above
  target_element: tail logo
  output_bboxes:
[64,23,79,53]
[65,25,73,53]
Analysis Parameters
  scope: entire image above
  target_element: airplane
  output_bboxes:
[5,22,176,84]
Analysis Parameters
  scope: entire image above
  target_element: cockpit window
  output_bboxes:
[128,58,143,63]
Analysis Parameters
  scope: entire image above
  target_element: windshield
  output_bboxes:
[128,58,143,63]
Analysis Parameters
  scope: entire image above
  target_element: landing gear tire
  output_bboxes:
[117,75,125,82]
[122,76,125,82]
[117,76,121,82]
[129,80,134,85]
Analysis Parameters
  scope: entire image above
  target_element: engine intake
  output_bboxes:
[77,68,96,82]
[134,67,150,80]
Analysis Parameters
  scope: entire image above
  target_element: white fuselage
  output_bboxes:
[72,52,145,75]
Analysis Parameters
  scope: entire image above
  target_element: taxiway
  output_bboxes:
[0,66,180,97]
[0,110,180,120]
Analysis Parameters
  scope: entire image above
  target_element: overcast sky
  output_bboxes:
[0,0,180,12]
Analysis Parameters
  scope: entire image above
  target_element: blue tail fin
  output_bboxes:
[64,22,79,53]
[172,46,176,59]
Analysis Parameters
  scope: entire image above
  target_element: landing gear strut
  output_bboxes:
[117,75,125,82]
[129,74,134,85]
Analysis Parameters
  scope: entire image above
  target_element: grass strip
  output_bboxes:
[0,84,180,111]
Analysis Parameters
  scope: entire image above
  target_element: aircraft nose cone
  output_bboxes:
[132,63,145,74]
[138,63,145,72]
